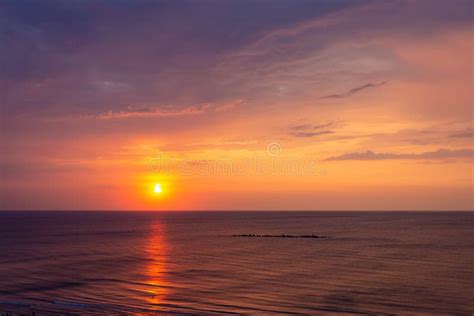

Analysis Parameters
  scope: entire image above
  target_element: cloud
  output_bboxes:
[449,129,473,138]
[312,122,334,130]
[82,104,212,120]
[216,0,472,106]
[290,124,313,131]
[289,121,334,137]
[3,0,470,119]
[76,99,245,120]
[290,131,333,138]
[292,122,334,131]
[320,81,386,99]
[325,148,474,161]
[1,0,361,117]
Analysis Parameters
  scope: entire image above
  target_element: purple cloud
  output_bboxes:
[321,81,386,99]
[325,148,474,161]
[290,131,334,138]
[449,129,473,138]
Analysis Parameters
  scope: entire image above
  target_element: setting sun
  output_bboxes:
[154,184,162,194]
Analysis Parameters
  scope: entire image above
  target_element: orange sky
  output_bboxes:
[1,0,473,210]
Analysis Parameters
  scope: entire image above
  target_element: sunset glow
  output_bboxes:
[0,0,472,211]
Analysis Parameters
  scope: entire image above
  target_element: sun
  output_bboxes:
[153,183,162,194]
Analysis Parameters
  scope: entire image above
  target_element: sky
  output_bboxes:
[0,0,473,210]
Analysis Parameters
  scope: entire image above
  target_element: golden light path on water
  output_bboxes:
[145,221,168,307]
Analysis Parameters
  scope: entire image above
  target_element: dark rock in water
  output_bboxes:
[229,234,329,239]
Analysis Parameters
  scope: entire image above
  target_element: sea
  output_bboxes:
[0,211,473,315]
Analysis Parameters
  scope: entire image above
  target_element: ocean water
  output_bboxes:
[0,211,473,315]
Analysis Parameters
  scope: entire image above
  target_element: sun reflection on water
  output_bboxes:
[145,221,168,306]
